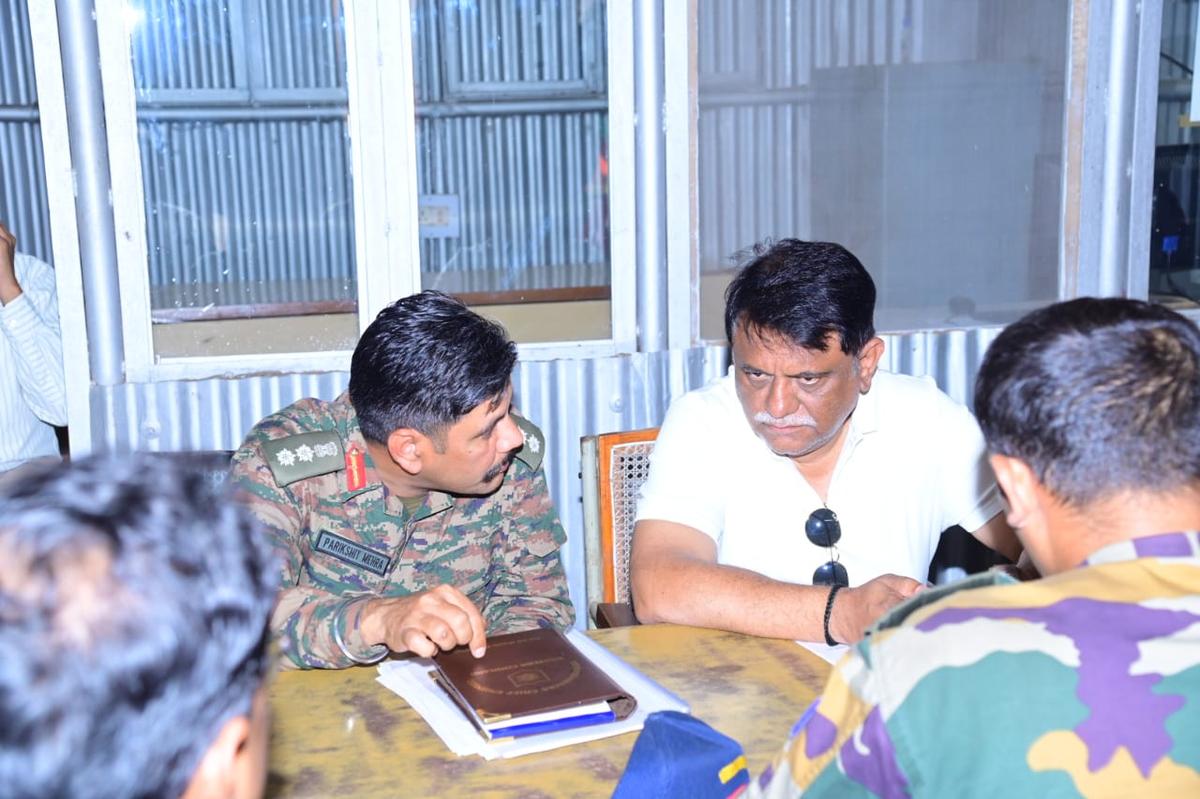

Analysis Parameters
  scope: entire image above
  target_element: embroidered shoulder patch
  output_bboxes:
[511,414,545,471]
[262,431,344,486]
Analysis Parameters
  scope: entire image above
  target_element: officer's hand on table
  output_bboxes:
[359,584,488,658]
[828,573,924,644]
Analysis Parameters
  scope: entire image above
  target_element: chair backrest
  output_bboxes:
[580,428,658,622]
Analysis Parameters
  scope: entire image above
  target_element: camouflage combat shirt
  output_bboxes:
[231,392,575,669]
[753,531,1200,797]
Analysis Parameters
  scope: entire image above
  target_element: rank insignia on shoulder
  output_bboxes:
[511,413,545,472]
[262,432,344,486]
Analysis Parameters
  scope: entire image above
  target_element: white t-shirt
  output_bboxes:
[636,369,1003,587]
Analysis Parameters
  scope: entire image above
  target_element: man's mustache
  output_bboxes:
[483,453,516,482]
[753,411,816,428]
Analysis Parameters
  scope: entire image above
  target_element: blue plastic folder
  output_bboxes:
[487,708,618,740]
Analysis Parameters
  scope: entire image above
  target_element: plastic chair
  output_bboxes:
[580,428,658,628]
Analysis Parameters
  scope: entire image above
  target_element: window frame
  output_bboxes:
[662,0,1160,344]
[95,0,638,383]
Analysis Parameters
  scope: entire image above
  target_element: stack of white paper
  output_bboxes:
[377,629,690,760]
[796,639,848,666]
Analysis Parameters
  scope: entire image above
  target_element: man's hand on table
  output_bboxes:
[828,573,923,644]
[359,584,488,658]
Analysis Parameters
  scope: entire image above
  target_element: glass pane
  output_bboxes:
[411,0,611,343]
[127,0,358,357]
[0,0,53,263]
[697,1,1069,339]
[1151,0,1200,309]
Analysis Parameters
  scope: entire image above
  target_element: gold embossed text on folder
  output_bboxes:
[432,628,636,725]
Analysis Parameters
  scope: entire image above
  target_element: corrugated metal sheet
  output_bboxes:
[125,0,612,306]
[0,0,37,105]
[130,0,347,91]
[415,113,609,276]
[696,0,923,272]
[88,329,997,627]
[130,0,237,91]
[0,120,52,263]
[138,118,356,304]
[0,0,53,264]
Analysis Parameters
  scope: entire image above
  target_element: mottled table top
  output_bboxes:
[267,624,831,798]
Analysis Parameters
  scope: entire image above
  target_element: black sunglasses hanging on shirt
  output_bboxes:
[805,507,849,587]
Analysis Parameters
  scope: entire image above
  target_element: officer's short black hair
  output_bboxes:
[975,297,1200,506]
[0,454,276,799]
[350,290,518,445]
[724,239,876,354]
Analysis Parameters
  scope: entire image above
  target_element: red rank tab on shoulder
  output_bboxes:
[345,445,366,491]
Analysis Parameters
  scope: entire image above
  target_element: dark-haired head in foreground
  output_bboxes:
[0,454,276,799]
[975,296,1200,573]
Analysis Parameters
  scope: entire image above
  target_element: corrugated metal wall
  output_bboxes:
[0,0,53,263]
[89,327,999,626]
[125,0,613,309]
[697,0,926,271]
[131,0,357,309]
[412,0,609,285]
[138,118,356,307]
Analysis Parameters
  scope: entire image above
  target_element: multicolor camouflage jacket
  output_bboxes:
[754,530,1200,798]
[231,392,575,669]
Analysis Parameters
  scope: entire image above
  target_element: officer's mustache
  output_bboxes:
[483,453,516,482]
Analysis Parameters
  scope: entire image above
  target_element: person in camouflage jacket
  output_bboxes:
[232,291,574,669]
[754,298,1200,797]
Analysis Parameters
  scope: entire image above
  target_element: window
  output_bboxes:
[694,1,1071,339]
[411,0,627,345]
[119,0,359,360]
[1152,0,1200,310]
[0,0,53,263]
[100,1,635,376]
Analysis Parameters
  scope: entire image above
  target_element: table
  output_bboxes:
[266,624,832,798]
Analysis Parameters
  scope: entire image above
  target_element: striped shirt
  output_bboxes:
[0,252,66,473]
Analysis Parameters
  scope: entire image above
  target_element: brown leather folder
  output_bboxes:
[431,628,637,727]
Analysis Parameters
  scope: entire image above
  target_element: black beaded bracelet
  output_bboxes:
[823,584,844,647]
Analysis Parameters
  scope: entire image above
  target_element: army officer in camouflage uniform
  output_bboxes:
[232,291,575,669]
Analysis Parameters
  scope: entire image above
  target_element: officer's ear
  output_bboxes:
[386,429,425,475]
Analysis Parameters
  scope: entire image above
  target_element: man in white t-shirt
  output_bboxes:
[631,239,1018,645]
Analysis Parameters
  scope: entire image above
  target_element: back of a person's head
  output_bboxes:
[349,290,518,444]
[723,239,876,354]
[0,454,276,799]
[975,297,1200,506]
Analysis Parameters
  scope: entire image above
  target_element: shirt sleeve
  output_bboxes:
[753,647,914,798]
[0,255,66,427]
[634,391,726,543]
[482,461,576,632]
[230,433,376,670]
[931,394,1005,535]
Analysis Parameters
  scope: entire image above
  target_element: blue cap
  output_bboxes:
[612,711,749,799]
